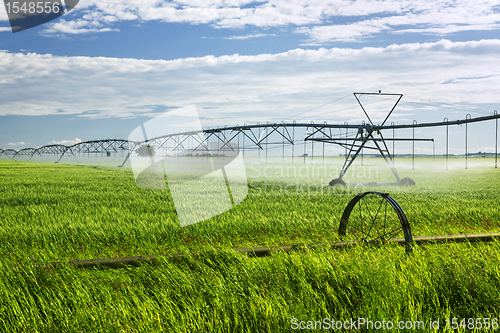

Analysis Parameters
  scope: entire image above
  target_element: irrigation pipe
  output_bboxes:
[25,232,500,269]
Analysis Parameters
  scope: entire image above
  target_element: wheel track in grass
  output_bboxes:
[19,232,500,269]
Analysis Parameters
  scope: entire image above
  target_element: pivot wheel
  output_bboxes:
[339,191,413,253]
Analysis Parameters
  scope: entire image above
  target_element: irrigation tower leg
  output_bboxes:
[412,120,417,170]
[120,147,133,167]
[311,138,314,164]
[265,127,268,163]
[495,110,498,168]
[466,114,470,169]
[370,132,400,182]
[344,125,348,158]
[338,131,367,180]
[258,127,261,162]
[282,126,285,162]
[412,127,415,170]
[322,140,325,164]
[433,141,435,163]
[444,118,449,170]
[392,122,395,163]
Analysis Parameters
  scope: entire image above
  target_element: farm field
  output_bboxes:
[0,158,499,332]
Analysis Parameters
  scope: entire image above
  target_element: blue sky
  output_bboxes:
[1,0,500,155]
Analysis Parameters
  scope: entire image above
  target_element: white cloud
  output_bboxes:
[2,0,499,43]
[0,39,499,127]
[41,18,119,35]
[49,137,82,145]
[296,20,388,43]
[4,142,26,146]
[223,32,277,40]
[0,5,7,21]
[296,2,500,43]
[33,0,500,43]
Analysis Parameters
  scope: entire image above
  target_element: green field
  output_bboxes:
[0,158,499,332]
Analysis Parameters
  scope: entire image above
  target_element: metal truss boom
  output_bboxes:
[2,93,499,185]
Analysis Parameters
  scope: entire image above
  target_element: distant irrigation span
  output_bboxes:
[1,139,130,162]
[1,112,499,172]
[2,92,499,185]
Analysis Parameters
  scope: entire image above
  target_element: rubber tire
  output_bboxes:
[399,177,416,186]
[329,178,346,187]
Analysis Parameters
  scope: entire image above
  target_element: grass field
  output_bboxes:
[0,158,499,332]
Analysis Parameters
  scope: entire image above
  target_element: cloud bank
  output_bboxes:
[0,39,499,126]
[1,1,499,44]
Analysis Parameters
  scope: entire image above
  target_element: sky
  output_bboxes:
[0,0,499,155]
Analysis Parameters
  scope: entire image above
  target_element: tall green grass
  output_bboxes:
[0,159,498,264]
[0,159,499,332]
[1,243,499,332]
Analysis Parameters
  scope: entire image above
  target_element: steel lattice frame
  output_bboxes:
[12,148,37,158]
[0,149,17,156]
[2,93,499,183]
[31,145,69,160]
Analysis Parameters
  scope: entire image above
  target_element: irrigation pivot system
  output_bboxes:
[4,92,498,186]
[2,92,499,252]
[2,139,130,163]
[2,92,499,182]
